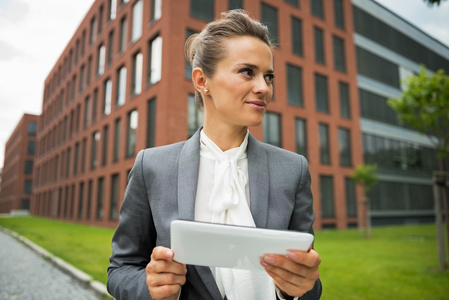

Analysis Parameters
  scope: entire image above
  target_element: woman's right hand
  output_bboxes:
[146,246,187,300]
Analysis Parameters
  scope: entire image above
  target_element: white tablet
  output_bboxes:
[170,220,314,271]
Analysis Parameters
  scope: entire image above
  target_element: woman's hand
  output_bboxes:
[146,246,187,300]
[260,248,321,299]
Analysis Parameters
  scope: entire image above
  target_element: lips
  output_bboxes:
[246,100,266,110]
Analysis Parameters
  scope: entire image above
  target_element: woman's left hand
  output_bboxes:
[260,248,321,299]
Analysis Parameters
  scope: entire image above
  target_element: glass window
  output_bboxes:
[314,27,325,65]
[97,177,104,220]
[287,64,303,107]
[132,0,143,42]
[90,17,97,44]
[24,179,33,194]
[132,52,143,95]
[108,30,114,65]
[114,118,121,161]
[81,138,87,173]
[66,147,71,178]
[291,16,303,57]
[78,182,84,219]
[333,35,346,72]
[147,98,156,148]
[315,73,329,113]
[191,0,214,22]
[79,64,85,93]
[74,142,79,175]
[91,131,100,169]
[127,110,138,157]
[261,3,278,45]
[102,125,109,166]
[87,180,92,219]
[295,118,307,156]
[334,0,344,29]
[338,128,352,166]
[188,94,204,138]
[356,47,400,88]
[339,82,350,119]
[117,66,127,106]
[263,112,281,148]
[320,175,334,218]
[28,121,37,136]
[103,79,112,115]
[284,0,299,7]
[147,36,162,85]
[27,141,36,155]
[229,0,243,10]
[109,0,117,20]
[119,17,128,53]
[151,0,162,21]
[345,178,356,217]
[311,0,324,19]
[92,88,98,124]
[87,56,92,86]
[98,5,104,34]
[319,123,330,164]
[97,45,106,76]
[110,174,119,220]
[24,160,33,174]
[84,96,91,129]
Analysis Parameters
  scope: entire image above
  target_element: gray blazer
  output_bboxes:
[107,130,322,300]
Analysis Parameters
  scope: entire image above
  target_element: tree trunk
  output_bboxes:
[438,159,449,254]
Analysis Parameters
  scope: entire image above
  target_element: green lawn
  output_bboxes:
[1,216,448,299]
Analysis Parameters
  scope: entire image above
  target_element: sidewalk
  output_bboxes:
[0,227,112,299]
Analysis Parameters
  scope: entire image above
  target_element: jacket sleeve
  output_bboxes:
[107,150,156,299]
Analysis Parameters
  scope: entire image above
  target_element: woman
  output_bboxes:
[107,10,322,300]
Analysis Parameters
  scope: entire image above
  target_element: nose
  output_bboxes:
[252,75,270,95]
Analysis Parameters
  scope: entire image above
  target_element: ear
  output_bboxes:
[192,67,209,95]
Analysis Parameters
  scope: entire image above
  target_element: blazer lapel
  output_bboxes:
[177,128,224,300]
[247,133,270,229]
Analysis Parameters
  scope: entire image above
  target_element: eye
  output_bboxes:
[264,73,275,84]
[239,68,254,77]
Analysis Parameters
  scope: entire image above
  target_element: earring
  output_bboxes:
[204,89,209,93]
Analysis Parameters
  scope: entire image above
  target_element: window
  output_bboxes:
[295,118,307,156]
[79,64,85,92]
[263,112,281,147]
[261,3,278,45]
[147,98,156,148]
[319,123,330,164]
[359,89,399,126]
[338,128,352,166]
[311,0,324,19]
[117,66,127,106]
[97,177,104,220]
[109,0,117,20]
[87,56,92,86]
[315,73,329,113]
[119,17,128,53]
[314,27,325,65]
[147,36,162,85]
[78,182,84,219]
[24,160,33,174]
[191,0,214,22]
[132,52,143,95]
[339,82,350,119]
[74,142,79,175]
[103,79,112,115]
[320,175,334,218]
[102,125,109,166]
[25,179,33,194]
[87,180,92,219]
[188,94,204,138]
[92,88,98,123]
[126,110,138,157]
[28,121,37,136]
[98,5,104,34]
[27,141,36,155]
[356,47,400,88]
[185,29,197,79]
[345,178,356,218]
[287,64,303,107]
[66,147,71,177]
[108,30,114,65]
[333,35,346,72]
[110,174,119,220]
[91,131,100,169]
[151,0,162,21]
[131,0,143,42]
[84,96,91,129]
[90,17,97,44]
[114,118,121,161]
[229,0,243,10]
[291,17,303,57]
[97,45,106,76]
[81,138,87,173]
[334,0,344,29]
[284,0,298,7]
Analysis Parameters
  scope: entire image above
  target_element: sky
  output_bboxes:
[0,0,449,168]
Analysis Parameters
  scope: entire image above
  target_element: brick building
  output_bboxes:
[0,114,38,213]
[30,0,449,229]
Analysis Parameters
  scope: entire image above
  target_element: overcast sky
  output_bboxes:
[1,0,449,168]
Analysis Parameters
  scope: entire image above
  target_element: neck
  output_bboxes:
[202,124,248,152]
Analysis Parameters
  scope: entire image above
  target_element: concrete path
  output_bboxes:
[0,229,106,300]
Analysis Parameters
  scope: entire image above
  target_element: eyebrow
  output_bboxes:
[236,63,275,74]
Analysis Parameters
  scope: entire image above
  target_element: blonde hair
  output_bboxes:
[185,9,272,109]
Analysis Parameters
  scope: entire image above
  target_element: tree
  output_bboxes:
[351,164,378,238]
[388,66,449,268]
[423,0,448,6]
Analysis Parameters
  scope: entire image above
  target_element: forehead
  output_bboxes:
[219,36,273,69]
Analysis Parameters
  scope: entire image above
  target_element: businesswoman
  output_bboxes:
[107,9,322,300]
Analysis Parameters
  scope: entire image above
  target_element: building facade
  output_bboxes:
[0,114,38,213]
[30,0,448,229]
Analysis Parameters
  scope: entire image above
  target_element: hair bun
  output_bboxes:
[184,33,200,64]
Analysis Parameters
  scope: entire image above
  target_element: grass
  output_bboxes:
[1,216,449,299]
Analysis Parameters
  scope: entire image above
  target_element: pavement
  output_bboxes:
[0,227,113,299]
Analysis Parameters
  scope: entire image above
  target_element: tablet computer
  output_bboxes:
[170,220,314,271]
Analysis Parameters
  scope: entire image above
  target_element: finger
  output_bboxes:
[146,271,187,287]
[286,249,321,268]
[151,246,175,261]
[147,258,187,275]
[148,283,182,300]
